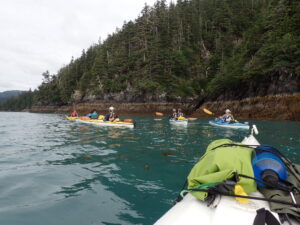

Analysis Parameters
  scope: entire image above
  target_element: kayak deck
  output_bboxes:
[66,116,78,120]
[76,118,135,128]
[154,192,277,225]
[154,133,290,225]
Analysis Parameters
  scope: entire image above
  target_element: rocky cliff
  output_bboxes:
[30,102,190,116]
[29,93,300,121]
[193,93,300,121]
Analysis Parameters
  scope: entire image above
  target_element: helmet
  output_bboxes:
[173,108,176,112]
[225,109,231,113]
[109,106,114,111]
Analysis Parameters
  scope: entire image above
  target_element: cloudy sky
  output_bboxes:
[0,0,168,92]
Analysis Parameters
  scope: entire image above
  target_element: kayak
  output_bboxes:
[76,118,135,128]
[155,130,271,225]
[209,120,249,129]
[169,119,188,126]
[66,116,78,120]
[154,126,299,225]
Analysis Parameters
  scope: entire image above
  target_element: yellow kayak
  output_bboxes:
[76,118,135,128]
[66,116,78,120]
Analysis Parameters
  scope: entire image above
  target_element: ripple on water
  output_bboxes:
[0,113,299,225]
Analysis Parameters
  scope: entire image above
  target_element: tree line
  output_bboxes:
[1,0,299,111]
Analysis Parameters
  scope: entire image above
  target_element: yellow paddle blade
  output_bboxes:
[203,108,213,115]
[234,185,249,204]
[124,119,133,123]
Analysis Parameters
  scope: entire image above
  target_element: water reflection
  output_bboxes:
[0,113,299,225]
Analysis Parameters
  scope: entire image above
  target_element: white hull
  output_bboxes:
[76,119,134,128]
[154,133,297,225]
[169,119,188,126]
[155,191,275,225]
[209,121,249,129]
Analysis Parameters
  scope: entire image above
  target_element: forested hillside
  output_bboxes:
[1,0,299,111]
[0,90,23,102]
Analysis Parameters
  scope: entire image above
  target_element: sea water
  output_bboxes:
[0,112,299,225]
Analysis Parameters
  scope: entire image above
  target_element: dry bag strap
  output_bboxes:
[253,208,281,225]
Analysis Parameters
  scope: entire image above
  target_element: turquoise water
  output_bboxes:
[0,112,299,225]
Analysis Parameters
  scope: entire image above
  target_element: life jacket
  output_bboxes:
[109,112,115,119]
[105,112,118,121]
[178,112,184,117]
[220,114,234,122]
[171,112,177,119]
[71,112,78,117]
[90,112,98,119]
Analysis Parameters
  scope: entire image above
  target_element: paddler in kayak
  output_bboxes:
[219,109,235,122]
[104,106,119,121]
[70,110,78,117]
[177,108,185,119]
[170,109,178,120]
[90,109,99,119]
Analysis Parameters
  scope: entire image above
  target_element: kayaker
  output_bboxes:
[177,108,184,118]
[90,109,98,119]
[220,109,235,122]
[170,108,177,119]
[71,110,78,117]
[104,106,119,121]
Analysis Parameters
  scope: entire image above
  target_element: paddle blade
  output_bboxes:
[203,108,213,115]
[155,112,164,116]
[188,117,198,121]
[124,119,133,123]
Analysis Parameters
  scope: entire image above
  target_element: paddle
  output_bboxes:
[203,108,214,115]
[155,112,164,116]
[124,119,133,123]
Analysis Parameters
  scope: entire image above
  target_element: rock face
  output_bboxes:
[193,93,300,121]
[29,93,300,120]
[211,71,300,101]
[30,73,300,121]
[30,102,190,116]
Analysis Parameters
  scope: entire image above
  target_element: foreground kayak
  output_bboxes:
[169,119,188,126]
[66,116,78,120]
[76,118,135,128]
[209,120,249,129]
[154,127,299,225]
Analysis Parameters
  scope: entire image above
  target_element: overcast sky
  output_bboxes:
[0,0,168,92]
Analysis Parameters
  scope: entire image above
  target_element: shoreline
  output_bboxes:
[13,93,300,121]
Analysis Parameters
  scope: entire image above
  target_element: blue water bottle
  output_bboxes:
[252,146,287,187]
